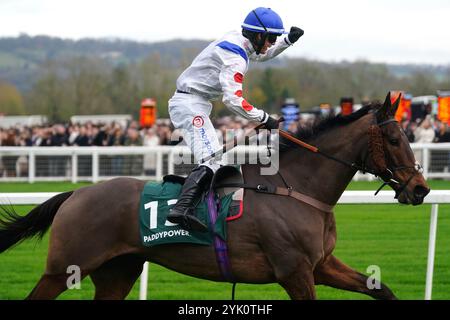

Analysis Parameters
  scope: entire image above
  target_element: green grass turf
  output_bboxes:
[0,182,92,192]
[0,180,449,300]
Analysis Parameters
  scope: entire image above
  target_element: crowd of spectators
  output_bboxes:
[399,117,450,144]
[0,120,172,148]
[285,114,450,143]
[1,112,450,178]
[1,113,450,149]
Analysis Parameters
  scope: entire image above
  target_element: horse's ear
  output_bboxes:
[389,93,402,117]
[376,92,392,121]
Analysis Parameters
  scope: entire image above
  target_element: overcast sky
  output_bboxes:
[1,0,449,65]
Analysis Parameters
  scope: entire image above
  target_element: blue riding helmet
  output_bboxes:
[242,7,287,35]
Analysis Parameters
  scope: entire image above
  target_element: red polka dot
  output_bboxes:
[242,100,254,111]
[234,72,244,83]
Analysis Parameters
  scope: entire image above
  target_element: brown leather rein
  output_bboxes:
[278,116,422,198]
[276,116,423,201]
[217,114,422,213]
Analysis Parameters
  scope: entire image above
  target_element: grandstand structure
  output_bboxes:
[0,115,48,128]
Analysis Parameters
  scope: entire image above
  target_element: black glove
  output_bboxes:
[288,26,304,44]
[264,115,279,130]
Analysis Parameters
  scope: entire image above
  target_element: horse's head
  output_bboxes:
[367,92,430,205]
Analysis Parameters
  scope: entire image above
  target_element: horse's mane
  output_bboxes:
[281,102,379,150]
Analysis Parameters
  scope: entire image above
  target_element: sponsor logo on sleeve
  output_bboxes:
[192,115,204,128]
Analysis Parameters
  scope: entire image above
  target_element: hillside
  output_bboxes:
[0,34,210,91]
[1,34,449,92]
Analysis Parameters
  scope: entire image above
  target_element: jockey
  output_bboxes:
[167,7,304,232]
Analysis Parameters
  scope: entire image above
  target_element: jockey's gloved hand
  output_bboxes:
[263,115,280,130]
[288,26,304,44]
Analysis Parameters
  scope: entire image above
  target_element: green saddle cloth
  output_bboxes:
[139,181,234,247]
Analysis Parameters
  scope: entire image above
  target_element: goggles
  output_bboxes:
[267,34,278,44]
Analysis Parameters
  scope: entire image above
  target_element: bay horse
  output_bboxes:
[0,93,429,300]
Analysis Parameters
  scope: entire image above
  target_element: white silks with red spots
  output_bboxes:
[168,30,293,171]
[173,30,291,123]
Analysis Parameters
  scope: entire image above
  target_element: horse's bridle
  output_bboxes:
[217,113,423,211]
[358,116,423,199]
[279,112,423,198]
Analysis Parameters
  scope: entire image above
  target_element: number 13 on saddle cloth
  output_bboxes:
[139,176,243,247]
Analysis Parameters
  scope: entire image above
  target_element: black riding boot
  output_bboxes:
[167,165,214,232]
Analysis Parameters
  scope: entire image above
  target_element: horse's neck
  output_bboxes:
[279,115,372,205]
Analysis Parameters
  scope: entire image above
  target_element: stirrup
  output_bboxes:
[181,214,208,233]
[167,208,208,233]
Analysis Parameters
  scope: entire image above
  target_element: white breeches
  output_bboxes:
[168,92,222,172]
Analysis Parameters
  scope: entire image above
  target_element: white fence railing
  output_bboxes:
[0,143,450,182]
[1,190,448,300]
[0,145,270,183]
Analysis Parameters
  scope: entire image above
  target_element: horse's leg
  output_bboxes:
[278,259,317,300]
[314,255,397,300]
[90,254,145,300]
[26,274,71,300]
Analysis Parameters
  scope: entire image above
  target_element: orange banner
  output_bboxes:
[438,95,450,124]
[340,97,353,116]
[389,91,413,122]
[394,94,412,122]
[140,98,157,128]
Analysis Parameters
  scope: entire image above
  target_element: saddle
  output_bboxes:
[163,165,244,221]
[163,165,244,199]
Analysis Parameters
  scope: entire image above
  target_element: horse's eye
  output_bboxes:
[389,138,399,146]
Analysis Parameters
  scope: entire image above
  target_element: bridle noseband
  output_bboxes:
[356,115,423,197]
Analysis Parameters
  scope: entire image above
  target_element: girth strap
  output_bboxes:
[216,183,334,213]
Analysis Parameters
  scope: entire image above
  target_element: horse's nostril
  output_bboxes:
[414,185,430,198]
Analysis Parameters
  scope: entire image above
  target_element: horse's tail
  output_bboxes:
[0,191,73,253]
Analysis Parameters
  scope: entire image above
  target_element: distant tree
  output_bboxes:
[134,53,178,118]
[26,57,115,121]
[107,65,140,115]
[259,68,279,111]
[25,61,65,121]
[14,37,449,121]
[65,57,113,116]
[442,68,450,90]
[405,71,438,96]
[248,86,268,109]
[0,81,26,115]
[211,100,227,118]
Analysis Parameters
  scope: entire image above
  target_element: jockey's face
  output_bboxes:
[256,34,276,54]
